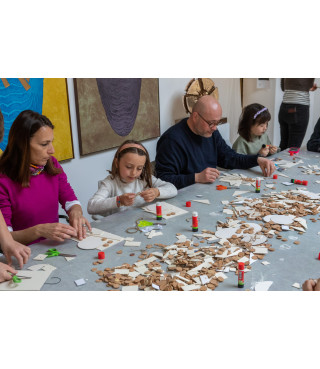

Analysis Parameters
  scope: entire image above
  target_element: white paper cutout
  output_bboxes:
[124,241,141,247]
[142,202,189,219]
[200,275,210,285]
[74,278,86,286]
[192,199,211,205]
[33,254,48,261]
[77,228,124,250]
[65,257,75,262]
[255,281,273,291]
[269,215,295,225]
[77,237,103,250]
[233,191,250,197]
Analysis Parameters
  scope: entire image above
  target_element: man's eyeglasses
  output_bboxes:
[197,112,227,128]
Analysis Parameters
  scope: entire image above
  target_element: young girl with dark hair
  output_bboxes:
[232,103,279,157]
[87,140,177,217]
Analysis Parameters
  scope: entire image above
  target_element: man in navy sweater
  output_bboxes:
[155,95,275,190]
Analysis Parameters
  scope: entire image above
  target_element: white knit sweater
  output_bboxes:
[87,174,177,217]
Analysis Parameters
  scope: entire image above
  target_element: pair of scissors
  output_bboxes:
[216,185,228,191]
[9,273,32,284]
[126,218,146,234]
[216,185,240,190]
[45,248,76,258]
[126,218,166,234]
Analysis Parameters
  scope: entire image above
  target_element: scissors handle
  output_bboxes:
[45,248,61,257]
[125,227,139,234]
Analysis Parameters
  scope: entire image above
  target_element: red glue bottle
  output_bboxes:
[192,211,198,232]
[238,262,245,288]
[156,202,162,220]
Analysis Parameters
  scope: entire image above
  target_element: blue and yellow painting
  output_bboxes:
[0,78,74,161]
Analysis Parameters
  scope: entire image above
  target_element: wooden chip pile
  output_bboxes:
[93,190,320,291]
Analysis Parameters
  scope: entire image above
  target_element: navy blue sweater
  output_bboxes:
[307,117,320,152]
[155,118,259,189]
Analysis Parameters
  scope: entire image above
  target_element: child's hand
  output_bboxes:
[0,262,17,283]
[140,188,160,203]
[269,145,278,155]
[119,193,135,207]
[259,146,269,157]
[303,278,320,291]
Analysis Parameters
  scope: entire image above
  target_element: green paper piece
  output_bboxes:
[138,220,154,228]
[12,275,21,284]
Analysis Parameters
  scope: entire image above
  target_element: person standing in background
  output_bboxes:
[278,78,317,151]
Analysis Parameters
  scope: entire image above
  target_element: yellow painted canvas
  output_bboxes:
[0,78,74,161]
[42,79,74,161]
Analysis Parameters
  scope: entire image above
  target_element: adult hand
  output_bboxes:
[0,262,17,283]
[303,279,320,291]
[68,204,91,241]
[269,145,278,155]
[257,157,275,177]
[37,222,78,242]
[310,83,317,92]
[258,146,270,157]
[140,188,160,203]
[195,168,220,184]
[1,238,31,269]
[119,193,136,207]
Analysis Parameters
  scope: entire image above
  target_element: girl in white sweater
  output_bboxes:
[87,140,177,217]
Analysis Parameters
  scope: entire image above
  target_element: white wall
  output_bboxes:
[60,78,237,220]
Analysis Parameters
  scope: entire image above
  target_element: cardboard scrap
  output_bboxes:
[255,281,273,291]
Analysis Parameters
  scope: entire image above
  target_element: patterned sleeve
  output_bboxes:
[51,157,78,211]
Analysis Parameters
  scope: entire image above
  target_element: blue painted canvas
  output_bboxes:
[0,78,44,151]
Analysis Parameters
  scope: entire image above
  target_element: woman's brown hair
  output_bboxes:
[109,140,152,189]
[238,103,271,142]
[0,110,61,187]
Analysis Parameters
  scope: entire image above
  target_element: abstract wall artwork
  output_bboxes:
[74,78,160,156]
[0,78,74,161]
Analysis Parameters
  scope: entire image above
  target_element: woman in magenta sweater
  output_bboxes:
[0,110,91,245]
[0,109,31,275]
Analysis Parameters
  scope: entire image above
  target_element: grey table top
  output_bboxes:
[2,149,320,291]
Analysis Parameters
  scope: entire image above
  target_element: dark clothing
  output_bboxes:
[281,78,315,92]
[278,103,310,150]
[155,118,259,190]
[279,78,314,150]
[307,117,320,153]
